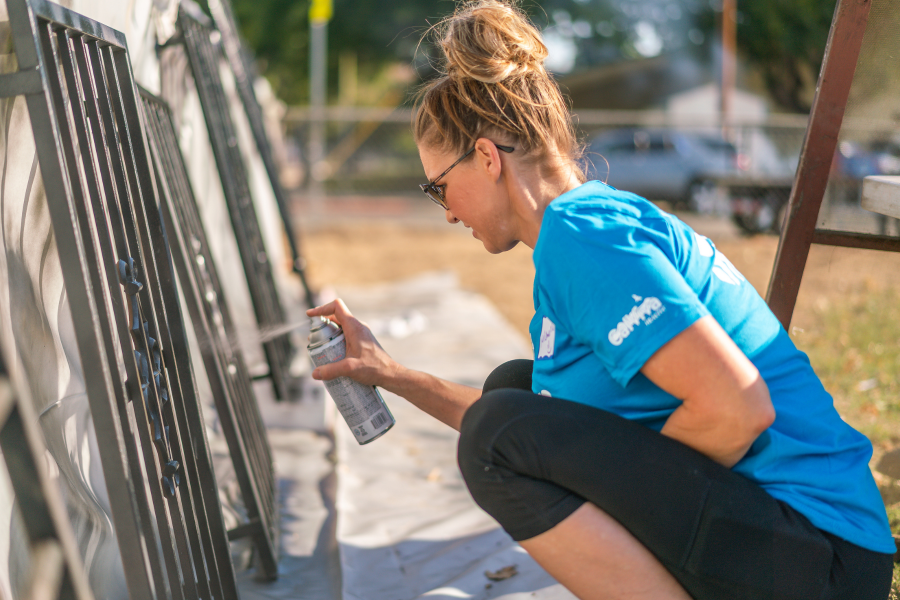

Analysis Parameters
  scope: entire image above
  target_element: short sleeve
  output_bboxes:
[536,210,709,386]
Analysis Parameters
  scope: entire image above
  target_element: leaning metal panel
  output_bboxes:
[141,87,279,580]
[178,4,294,402]
[206,0,315,309]
[1,0,240,597]
[0,352,95,600]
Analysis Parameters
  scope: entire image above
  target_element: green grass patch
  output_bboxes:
[792,286,900,448]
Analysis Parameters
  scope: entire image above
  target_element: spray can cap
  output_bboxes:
[307,317,343,349]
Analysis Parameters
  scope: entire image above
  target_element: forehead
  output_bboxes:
[419,146,457,181]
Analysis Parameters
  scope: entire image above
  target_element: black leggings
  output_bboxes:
[457,359,893,600]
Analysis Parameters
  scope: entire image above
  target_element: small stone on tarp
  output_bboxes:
[485,565,518,581]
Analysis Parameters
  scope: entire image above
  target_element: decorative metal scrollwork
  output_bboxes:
[118,258,181,497]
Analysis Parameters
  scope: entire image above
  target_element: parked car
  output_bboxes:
[726,138,900,235]
[584,128,744,210]
[830,139,900,203]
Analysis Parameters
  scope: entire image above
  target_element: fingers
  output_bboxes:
[311,357,354,381]
[306,298,353,325]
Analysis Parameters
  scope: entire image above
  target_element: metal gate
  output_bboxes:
[178,3,295,402]
[141,87,279,580]
[0,0,241,596]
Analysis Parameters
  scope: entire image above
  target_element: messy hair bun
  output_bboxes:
[416,0,583,178]
[442,1,548,84]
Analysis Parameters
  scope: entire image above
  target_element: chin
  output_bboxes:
[482,239,519,254]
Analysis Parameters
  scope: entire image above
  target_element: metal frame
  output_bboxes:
[205,0,315,309]
[177,3,295,401]
[1,0,240,597]
[141,87,279,580]
[766,0,874,328]
[0,355,95,600]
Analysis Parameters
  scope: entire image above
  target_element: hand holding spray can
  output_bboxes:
[307,317,395,444]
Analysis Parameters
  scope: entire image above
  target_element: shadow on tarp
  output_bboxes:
[340,528,574,600]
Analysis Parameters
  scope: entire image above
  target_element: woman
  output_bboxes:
[307,1,896,598]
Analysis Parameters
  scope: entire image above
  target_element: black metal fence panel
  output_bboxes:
[205,0,315,308]
[141,87,279,580]
[1,0,241,597]
[178,3,295,402]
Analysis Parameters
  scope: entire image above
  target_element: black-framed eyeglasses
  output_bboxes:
[419,144,515,210]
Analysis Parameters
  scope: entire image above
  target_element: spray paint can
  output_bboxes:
[307,317,395,444]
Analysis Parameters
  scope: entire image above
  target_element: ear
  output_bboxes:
[473,138,504,182]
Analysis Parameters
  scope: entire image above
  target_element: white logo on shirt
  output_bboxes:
[694,233,746,286]
[608,296,665,347]
[537,317,556,359]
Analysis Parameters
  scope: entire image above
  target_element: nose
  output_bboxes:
[445,209,459,224]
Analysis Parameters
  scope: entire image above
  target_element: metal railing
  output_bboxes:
[178,3,295,402]
[205,0,315,308]
[0,0,241,596]
[141,87,279,581]
[0,354,95,600]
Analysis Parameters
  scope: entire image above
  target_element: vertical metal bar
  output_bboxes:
[308,20,326,205]
[765,0,873,328]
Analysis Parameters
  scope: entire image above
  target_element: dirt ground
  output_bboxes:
[298,213,900,340]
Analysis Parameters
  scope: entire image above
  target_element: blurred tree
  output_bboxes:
[731,0,837,112]
[225,0,836,112]
[227,0,446,104]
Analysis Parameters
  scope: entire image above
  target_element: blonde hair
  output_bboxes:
[415,0,585,180]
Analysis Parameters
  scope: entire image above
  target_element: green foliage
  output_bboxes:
[225,0,838,112]
[737,0,837,112]
[228,0,446,104]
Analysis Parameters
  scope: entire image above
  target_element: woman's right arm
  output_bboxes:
[307,299,482,431]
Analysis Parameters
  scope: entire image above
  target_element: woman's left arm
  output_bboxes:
[641,315,776,468]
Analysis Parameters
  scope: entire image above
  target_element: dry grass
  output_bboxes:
[301,221,538,335]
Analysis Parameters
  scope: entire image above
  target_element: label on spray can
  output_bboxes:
[308,325,395,444]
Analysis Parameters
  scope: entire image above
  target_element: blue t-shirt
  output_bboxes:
[530,181,894,554]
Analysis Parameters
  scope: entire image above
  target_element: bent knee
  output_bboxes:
[460,390,522,450]
[458,389,531,485]
[482,359,533,393]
